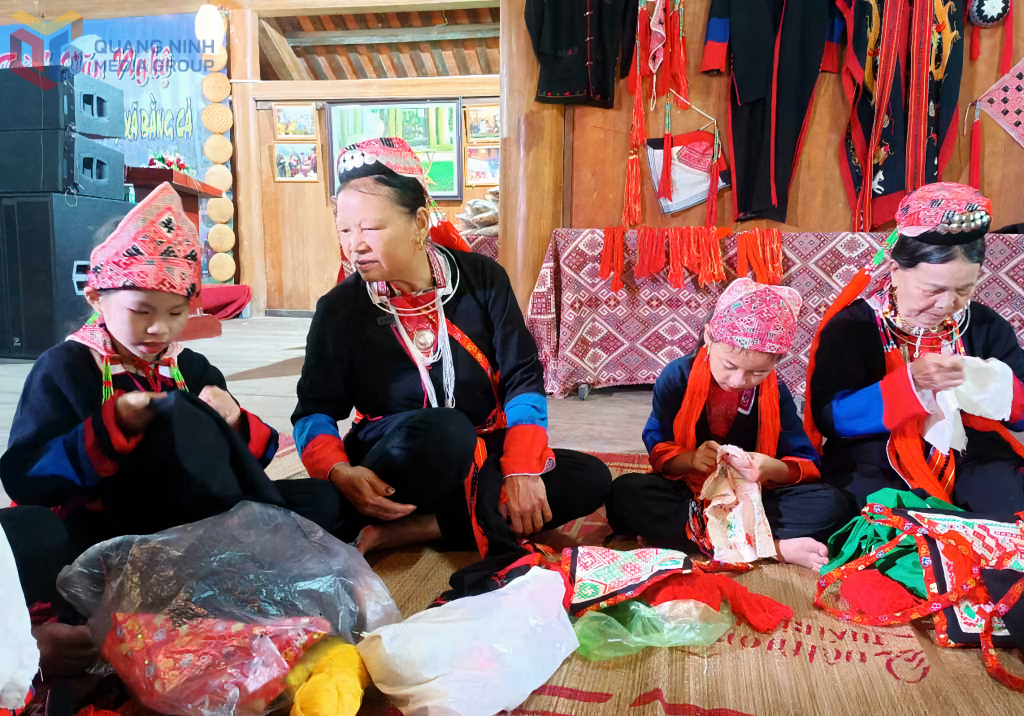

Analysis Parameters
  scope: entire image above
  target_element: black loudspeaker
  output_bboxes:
[0,192,135,359]
[0,66,125,138]
[0,130,125,200]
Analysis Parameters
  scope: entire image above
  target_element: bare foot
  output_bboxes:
[32,623,98,676]
[353,514,442,555]
[775,537,830,573]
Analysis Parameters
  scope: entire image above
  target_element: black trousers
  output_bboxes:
[342,408,613,549]
[826,458,1024,520]
[1,505,73,605]
[607,471,853,553]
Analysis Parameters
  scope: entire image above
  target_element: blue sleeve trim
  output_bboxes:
[26,426,99,489]
[294,413,341,455]
[831,383,887,437]
[827,15,844,42]
[776,381,821,465]
[505,392,548,430]
[643,357,690,454]
[705,17,730,44]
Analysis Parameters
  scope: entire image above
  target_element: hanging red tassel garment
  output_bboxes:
[705,152,722,228]
[857,0,908,231]
[969,103,982,189]
[668,227,688,288]
[1003,1,1016,76]
[623,24,647,228]
[658,112,674,200]
[650,0,669,99]
[635,225,654,279]
[761,228,783,284]
[906,0,935,192]
[668,0,689,104]
[650,227,668,273]
[736,230,749,278]
[696,227,728,288]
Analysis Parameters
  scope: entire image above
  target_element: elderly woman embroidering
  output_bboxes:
[292,138,611,555]
[807,183,1024,516]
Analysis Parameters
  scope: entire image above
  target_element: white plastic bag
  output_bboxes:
[0,525,39,710]
[357,567,578,716]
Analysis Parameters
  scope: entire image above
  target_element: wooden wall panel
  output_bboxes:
[499,0,564,312]
[256,104,495,311]
[258,108,339,311]
[570,0,1024,233]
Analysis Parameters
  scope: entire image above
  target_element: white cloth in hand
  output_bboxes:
[698,445,776,563]
[923,357,1013,454]
[0,526,39,710]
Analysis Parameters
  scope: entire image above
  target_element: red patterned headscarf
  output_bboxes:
[709,278,801,355]
[88,182,201,298]
[895,182,992,245]
[335,137,470,254]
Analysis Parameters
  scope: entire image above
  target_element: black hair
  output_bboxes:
[890,235,986,270]
[336,163,427,218]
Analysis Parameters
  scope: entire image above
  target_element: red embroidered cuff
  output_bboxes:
[83,417,119,478]
[782,457,820,485]
[241,410,274,459]
[881,367,930,430]
[700,42,728,74]
[301,433,349,481]
[1011,376,1024,424]
[500,424,556,477]
[101,391,145,455]
[650,441,684,476]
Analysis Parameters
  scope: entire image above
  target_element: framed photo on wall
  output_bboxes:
[464,104,500,144]
[273,143,319,182]
[326,99,462,200]
[274,103,318,141]
[465,145,499,186]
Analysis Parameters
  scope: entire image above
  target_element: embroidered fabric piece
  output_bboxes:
[698,445,777,563]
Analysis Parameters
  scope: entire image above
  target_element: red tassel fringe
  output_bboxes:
[668,7,689,105]
[970,113,982,189]
[623,153,643,228]
[600,226,626,293]
[658,133,674,200]
[705,159,721,228]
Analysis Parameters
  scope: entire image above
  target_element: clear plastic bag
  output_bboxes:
[573,598,733,661]
[56,502,401,716]
[0,527,38,711]
[358,567,578,716]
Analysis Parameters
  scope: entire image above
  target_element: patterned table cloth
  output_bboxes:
[526,229,1024,404]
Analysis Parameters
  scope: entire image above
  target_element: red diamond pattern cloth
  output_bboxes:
[980,57,1024,149]
[526,230,1024,405]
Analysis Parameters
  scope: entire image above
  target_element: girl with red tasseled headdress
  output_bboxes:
[609,279,851,572]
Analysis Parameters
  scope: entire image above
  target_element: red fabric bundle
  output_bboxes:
[600,226,626,293]
[635,226,668,279]
[642,571,794,633]
[667,227,688,288]
[667,3,689,105]
[839,570,922,617]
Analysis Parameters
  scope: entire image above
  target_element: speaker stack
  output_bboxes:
[0,66,135,358]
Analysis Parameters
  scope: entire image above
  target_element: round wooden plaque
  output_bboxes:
[208,252,236,282]
[206,197,234,224]
[203,48,228,73]
[204,164,233,192]
[207,223,236,252]
[203,133,233,163]
[202,103,233,134]
[202,71,230,102]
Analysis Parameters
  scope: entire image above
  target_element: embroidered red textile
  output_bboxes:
[839,568,922,617]
[87,182,201,298]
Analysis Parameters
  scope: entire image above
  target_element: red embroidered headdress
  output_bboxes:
[709,278,801,355]
[87,182,201,298]
[335,137,470,255]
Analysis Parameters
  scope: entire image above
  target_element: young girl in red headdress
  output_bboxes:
[0,184,342,554]
[609,279,851,571]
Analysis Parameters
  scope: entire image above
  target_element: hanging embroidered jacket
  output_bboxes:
[525,0,639,108]
[700,0,834,222]
[838,0,965,229]
[0,341,279,528]
[292,248,554,482]
[808,299,1024,506]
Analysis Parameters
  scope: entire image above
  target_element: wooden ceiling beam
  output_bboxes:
[295,15,339,80]
[0,1,500,20]
[258,17,313,81]
[284,22,499,46]
[250,74,500,101]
